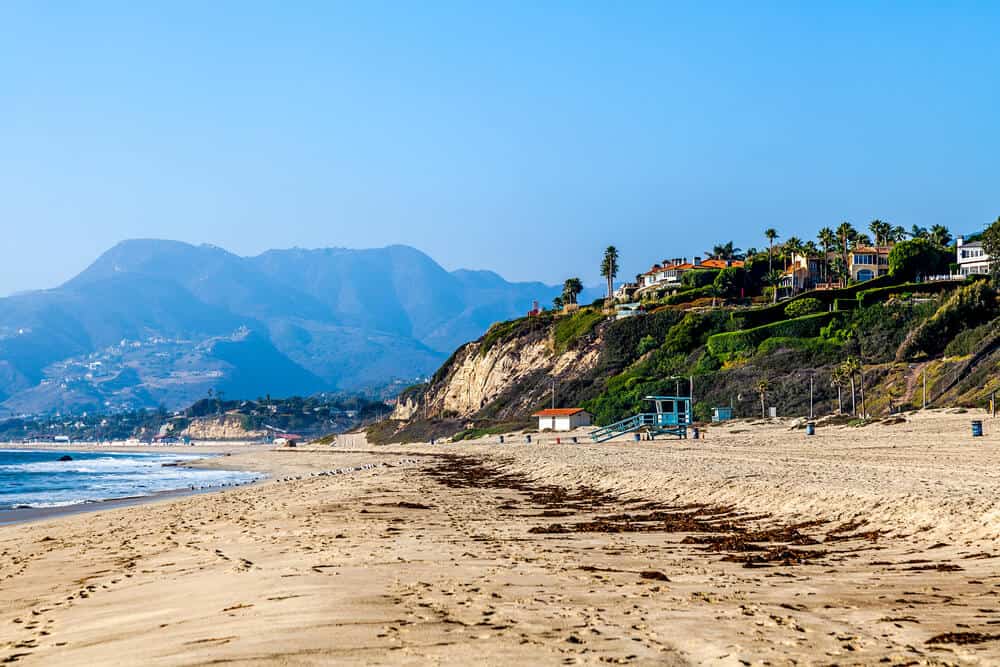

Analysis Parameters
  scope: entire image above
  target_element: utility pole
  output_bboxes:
[922,370,927,409]
[859,369,866,419]
[809,375,814,420]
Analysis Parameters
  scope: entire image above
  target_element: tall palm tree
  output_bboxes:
[910,224,929,240]
[600,246,619,303]
[836,222,856,282]
[764,228,779,274]
[868,219,891,247]
[818,227,836,282]
[841,358,860,416]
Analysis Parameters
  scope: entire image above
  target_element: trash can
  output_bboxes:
[972,420,984,437]
[634,433,641,442]
[571,436,578,444]
[691,427,699,440]
[805,423,815,436]
[499,435,505,444]
[556,437,561,444]
[525,434,532,444]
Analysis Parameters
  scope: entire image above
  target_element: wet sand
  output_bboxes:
[2,411,1000,665]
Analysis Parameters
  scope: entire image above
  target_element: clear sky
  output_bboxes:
[2,1,998,295]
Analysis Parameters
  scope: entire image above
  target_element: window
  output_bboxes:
[857,269,875,282]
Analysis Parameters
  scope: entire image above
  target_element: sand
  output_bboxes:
[2,410,1000,665]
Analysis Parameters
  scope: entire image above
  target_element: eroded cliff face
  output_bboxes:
[392,318,606,423]
[181,414,268,441]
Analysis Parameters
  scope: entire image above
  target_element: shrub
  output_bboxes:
[682,269,719,289]
[707,312,841,358]
[897,282,998,360]
[834,298,859,311]
[552,308,605,354]
[636,334,657,356]
[784,298,823,318]
[661,285,716,305]
[943,319,999,357]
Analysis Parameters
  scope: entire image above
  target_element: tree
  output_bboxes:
[910,225,929,240]
[836,222,857,281]
[706,241,743,260]
[841,358,860,416]
[552,295,564,310]
[764,269,783,303]
[562,278,583,305]
[887,238,952,280]
[713,266,745,297]
[982,216,1000,281]
[755,378,771,419]
[600,246,619,303]
[890,225,907,243]
[831,367,845,414]
[929,224,952,247]
[764,229,779,274]
[818,227,836,282]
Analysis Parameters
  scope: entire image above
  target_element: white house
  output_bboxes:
[532,408,592,432]
[956,236,991,276]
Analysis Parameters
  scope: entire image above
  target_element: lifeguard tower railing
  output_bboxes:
[589,395,691,442]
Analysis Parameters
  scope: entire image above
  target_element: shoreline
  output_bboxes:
[0,443,271,526]
[2,414,1000,664]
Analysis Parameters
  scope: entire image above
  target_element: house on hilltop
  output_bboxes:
[956,236,991,276]
[848,246,892,282]
[636,256,744,296]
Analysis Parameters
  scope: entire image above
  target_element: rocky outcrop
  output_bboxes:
[392,315,608,424]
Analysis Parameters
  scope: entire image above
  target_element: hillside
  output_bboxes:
[0,240,592,414]
[373,276,1000,443]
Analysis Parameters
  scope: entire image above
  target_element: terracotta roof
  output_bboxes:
[698,259,745,269]
[533,408,589,417]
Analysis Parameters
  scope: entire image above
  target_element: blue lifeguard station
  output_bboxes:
[589,395,692,442]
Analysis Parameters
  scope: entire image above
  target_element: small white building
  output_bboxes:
[956,236,991,276]
[532,408,592,432]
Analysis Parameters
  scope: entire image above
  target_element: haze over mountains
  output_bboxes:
[0,240,598,415]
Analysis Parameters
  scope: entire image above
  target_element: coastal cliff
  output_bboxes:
[181,414,269,441]
[374,280,1000,444]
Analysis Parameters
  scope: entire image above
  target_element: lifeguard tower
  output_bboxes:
[589,395,692,443]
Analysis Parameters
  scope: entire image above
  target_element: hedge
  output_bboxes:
[856,278,967,307]
[707,312,842,357]
[731,274,896,329]
[834,298,859,311]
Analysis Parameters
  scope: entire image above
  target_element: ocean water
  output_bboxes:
[0,449,260,510]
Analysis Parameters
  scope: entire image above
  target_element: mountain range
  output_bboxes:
[0,240,600,415]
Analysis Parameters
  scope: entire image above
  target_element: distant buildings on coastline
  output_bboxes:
[956,236,991,276]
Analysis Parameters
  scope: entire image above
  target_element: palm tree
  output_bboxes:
[600,246,619,304]
[764,269,783,303]
[707,241,743,260]
[841,358,860,416]
[836,222,857,282]
[868,219,891,247]
[562,277,583,305]
[890,225,907,243]
[929,224,952,247]
[818,227,836,283]
[755,378,771,419]
[831,368,844,414]
[910,224,929,240]
[764,228,779,274]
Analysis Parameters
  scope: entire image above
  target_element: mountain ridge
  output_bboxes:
[0,239,598,415]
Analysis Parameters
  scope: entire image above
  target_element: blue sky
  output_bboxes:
[2,1,998,295]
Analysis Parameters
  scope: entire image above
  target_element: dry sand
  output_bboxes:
[2,410,1000,665]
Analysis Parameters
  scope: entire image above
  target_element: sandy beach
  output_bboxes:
[2,410,1000,665]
